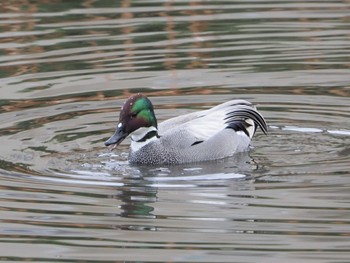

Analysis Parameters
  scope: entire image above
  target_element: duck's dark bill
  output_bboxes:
[104,126,128,149]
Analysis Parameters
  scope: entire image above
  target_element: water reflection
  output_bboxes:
[104,152,257,221]
[0,0,350,262]
[113,178,157,219]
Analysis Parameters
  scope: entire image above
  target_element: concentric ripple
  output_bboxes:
[0,1,349,262]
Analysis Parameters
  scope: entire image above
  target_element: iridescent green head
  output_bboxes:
[105,94,157,147]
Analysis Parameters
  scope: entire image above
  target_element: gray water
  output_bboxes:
[0,1,349,262]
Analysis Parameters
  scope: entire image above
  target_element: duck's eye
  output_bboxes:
[130,112,138,118]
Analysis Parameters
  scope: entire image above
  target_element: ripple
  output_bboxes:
[1,1,350,262]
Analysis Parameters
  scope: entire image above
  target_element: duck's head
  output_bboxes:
[105,93,157,148]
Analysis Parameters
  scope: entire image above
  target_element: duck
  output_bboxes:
[105,93,267,165]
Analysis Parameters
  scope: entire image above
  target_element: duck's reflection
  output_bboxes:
[112,177,157,219]
[110,152,259,221]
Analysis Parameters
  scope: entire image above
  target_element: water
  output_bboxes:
[0,1,349,262]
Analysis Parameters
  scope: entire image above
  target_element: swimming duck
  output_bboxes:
[105,93,267,165]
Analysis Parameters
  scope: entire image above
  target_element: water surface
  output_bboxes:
[0,1,349,262]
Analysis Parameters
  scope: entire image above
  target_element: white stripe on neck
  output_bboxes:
[130,127,158,152]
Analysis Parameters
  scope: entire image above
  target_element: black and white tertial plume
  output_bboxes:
[224,102,268,139]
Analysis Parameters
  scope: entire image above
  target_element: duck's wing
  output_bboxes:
[170,100,267,146]
[158,99,253,133]
[158,110,205,134]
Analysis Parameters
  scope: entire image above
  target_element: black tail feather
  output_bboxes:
[224,108,268,136]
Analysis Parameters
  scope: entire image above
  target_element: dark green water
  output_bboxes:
[0,1,349,262]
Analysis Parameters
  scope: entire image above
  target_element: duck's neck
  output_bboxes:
[130,126,159,152]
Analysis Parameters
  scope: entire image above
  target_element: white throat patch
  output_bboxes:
[130,127,158,152]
